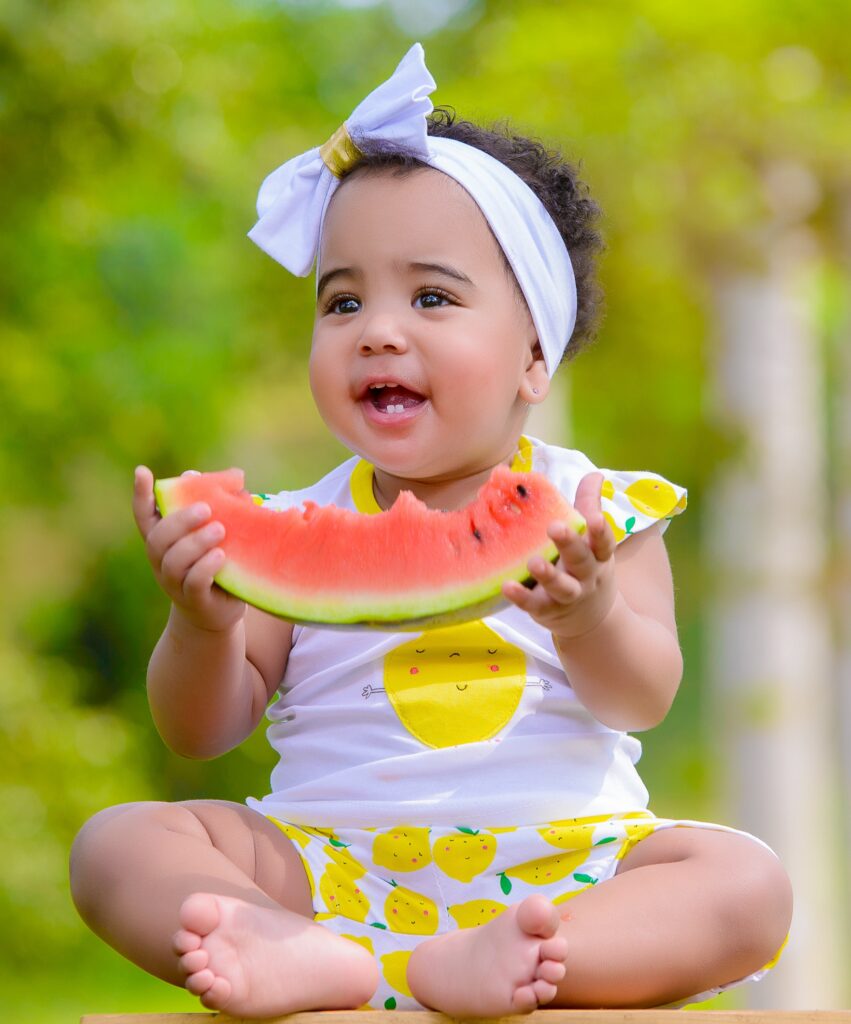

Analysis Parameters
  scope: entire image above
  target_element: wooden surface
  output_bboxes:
[80,1011,851,1024]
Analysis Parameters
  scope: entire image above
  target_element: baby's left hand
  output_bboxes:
[502,472,618,638]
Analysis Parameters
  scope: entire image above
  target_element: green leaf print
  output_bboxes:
[498,871,512,895]
[384,997,397,1010]
[457,826,479,835]
[369,921,388,929]
[625,516,636,534]
[328,837,349,848]
[573,873,597,885]
[594,836,617,845]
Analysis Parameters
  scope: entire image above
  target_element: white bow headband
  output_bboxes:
[248,43,577,376]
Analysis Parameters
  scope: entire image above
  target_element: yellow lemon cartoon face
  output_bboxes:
[383,621,526,747]
[372,826,432,873]
[448,899,508,929]
[500,848,592,890]
[319,847,370,922]
[432,828,498,882]
[384,883,439,934]
[537,820,599,851]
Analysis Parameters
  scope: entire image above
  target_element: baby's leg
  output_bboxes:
[548,826,792,1007]
[70,800,378,1015]
[407,827,791,1015]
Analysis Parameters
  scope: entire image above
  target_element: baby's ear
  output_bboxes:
[520,341,549,403]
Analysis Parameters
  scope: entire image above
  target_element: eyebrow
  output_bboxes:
[408,261,474,287]
[317,260,475,299]
[317,266,356,298]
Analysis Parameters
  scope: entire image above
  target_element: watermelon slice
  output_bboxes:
[154,465,585,630]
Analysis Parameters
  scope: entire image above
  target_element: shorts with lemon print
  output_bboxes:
[269,811,786,1011]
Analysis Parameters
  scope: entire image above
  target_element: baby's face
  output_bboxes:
[310,166,547,483]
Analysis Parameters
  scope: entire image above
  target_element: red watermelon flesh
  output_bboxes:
[154,465,585,630]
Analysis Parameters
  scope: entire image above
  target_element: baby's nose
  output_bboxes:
[357,313,408,355]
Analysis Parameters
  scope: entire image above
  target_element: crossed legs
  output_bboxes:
[71,805,791,1017]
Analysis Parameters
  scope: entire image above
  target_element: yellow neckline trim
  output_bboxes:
[350,435,534,515]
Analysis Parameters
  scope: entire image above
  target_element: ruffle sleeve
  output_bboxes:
[597,467,687,543]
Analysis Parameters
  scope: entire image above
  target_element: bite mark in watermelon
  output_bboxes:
[153,465,585,630]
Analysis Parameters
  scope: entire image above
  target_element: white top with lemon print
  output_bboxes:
[246,436,687,830]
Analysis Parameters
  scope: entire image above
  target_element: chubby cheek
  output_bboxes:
[308,343,347,429]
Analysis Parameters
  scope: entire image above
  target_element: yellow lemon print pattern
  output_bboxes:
[598,472,687,544]
[432,828,497,882]
[500,848,593,892]
[384,882,439,935]
[449,898,508,928]
[624,478,679,518]
[273,814,779,1011]
[372,826,432,873]
[383,621,526,747]
[341,933,375,955]
[318,846,370,923]
[381,950,414,996]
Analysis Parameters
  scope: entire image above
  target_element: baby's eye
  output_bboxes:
[326,295,360,315]
[414,289,452,309]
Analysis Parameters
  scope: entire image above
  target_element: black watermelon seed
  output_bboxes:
[516,484,528,497]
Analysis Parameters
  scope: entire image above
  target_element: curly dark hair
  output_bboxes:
[343,107,605,364]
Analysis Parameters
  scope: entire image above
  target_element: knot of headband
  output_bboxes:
[248,43,577,375]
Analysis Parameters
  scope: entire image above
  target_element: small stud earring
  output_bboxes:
[532,387,540,395]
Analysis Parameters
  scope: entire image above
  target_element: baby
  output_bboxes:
[70,44,792,1018]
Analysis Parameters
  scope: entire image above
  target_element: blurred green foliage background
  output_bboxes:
[1,0,849,1019]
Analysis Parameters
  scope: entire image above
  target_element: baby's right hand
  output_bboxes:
[133,465,246,633]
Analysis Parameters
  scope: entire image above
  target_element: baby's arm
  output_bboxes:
[134,466,293,758]
[502,472,682,732]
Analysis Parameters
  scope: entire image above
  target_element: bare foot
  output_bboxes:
[407,894,567,1017]
[172,892,379,1015]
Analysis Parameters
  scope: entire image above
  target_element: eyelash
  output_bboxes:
[321,286,456,316]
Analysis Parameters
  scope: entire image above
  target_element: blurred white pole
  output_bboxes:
[705,208,846,1006]
[837,193,851,962]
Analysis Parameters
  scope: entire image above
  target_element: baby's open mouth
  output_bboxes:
[367,382,426,415]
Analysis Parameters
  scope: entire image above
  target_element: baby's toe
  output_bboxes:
[199,976,232,1010]
[179,892,221,937]
[185,966,216,996]
[172,927,202,955]
[516,895,560,939]
[540,934,568,962]
[179,949,208,975]
[511,983,539,1014]
[531,977,558,1006]
[535,958,566,984]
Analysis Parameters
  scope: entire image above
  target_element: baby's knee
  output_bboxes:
[69,801,171,919]
[719,840,792,966]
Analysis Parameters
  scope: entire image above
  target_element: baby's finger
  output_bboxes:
[132,466,160,540]
[181,546,228,602]
[145,503,214,568]
[549,521,597,581]
[587,514,617,562]
[502,578,539,614]
[527,556,583,605]
[158,520,225,589]
[573,472,605,524]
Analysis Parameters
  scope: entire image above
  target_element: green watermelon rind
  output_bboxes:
[212,541,559,631]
